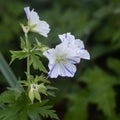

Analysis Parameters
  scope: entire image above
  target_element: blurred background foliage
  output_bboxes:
[0,0,120,120]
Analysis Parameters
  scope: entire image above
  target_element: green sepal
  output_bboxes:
[38,83,47,96]
[34,91,41,102]
[29,90,34,104]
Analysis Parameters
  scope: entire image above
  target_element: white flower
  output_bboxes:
[58,32,90,60]
[43,33,90,78]
[24,6,50,37]
[44,42,81,78]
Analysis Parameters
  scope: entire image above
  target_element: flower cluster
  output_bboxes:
[43,33,90,78]
[23,6,90,78]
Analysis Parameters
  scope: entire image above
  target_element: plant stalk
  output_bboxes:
[25,32,30,83]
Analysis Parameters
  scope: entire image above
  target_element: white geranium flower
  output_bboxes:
[58,32,90,60]
[44,33,90,78]
[43,42,81,78]
[24,6,50,37]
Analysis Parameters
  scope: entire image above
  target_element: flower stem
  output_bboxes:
[25,32,30,83]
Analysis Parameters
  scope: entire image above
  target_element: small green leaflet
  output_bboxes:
[81,66,117,119]
[30,54,47,73]
[28,102,59,120]
[10,50,28,64]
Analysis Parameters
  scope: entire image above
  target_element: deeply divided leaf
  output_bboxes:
[30,54,47,73]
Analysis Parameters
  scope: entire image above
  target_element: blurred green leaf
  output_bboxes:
[0,90,59,120]
[64,90,88,120]
[81,66,117,119]
[0,52,17,87]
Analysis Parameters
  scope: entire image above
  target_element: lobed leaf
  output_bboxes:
[30,54,47,73]
[10,50,28,64]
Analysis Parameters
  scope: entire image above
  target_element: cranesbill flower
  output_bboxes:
[43,33,90,78]
[43,42,79,78]
[58,32,90,60]
[24,6,50,37]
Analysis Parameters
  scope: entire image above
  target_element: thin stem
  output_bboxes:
[25,32,30,83]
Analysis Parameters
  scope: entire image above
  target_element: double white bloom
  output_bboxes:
[43,33,90,78]
[24,7,50,37]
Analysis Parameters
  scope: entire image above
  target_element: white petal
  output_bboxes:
[58,33,70,42]
[63,62,76,77]
[78,50,90,60]
[66,56,81,64]
[43,49,56,64]
[32,21,50,37]
[55,42,68,54]
[29,9,40,24]
[75,39,85,49]
[48,64,59,78]
[48,62,76,78]
[24,7,30,19]
[58,32,75,42]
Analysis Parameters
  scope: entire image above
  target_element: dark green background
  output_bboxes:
[0,0,120,120]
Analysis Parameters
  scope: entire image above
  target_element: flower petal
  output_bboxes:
[66,56,81,64]
[33,21,50,37]
[75,39,85,49]
[77,50,90,60]
[58,33,75,42]
[48,62,76,78]
[24,7,30,19]
[29,9,40,24]
[48,64,59,78]
[63,62,76,77]
[43,49,56,64]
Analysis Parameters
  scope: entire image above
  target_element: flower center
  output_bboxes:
[56,54,66,64]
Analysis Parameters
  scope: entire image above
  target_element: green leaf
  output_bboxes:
[34,75,50,84]
[30,54,47,73]
[0,52,17,87]
[81,66,117,119]
[10,50,28,64]
[46,85,58,90]
[34,91,41,102]
[28,102,59,120]
[0,90,27,120]
[38,83,47,95]
[0,90,15,105]
[46,85,58,97]
[64,91,88,120]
